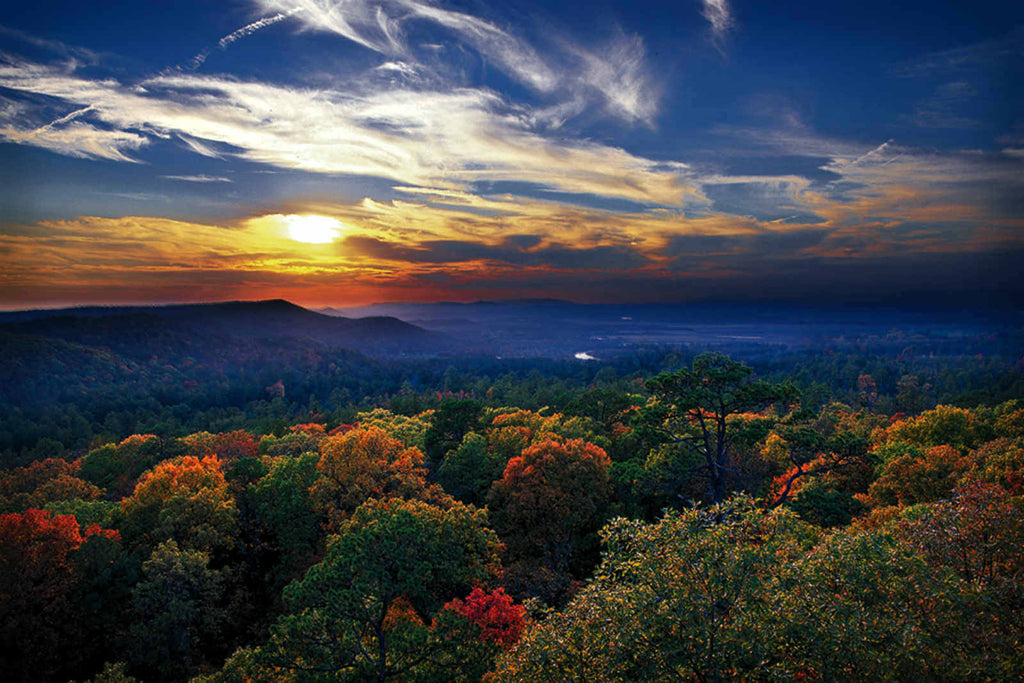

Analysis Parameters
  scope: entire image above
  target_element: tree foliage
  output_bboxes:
[643,352,796,503]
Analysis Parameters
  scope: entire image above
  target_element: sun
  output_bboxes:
[282,214,344,243]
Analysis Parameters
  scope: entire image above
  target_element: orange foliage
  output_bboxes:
[863,444,975,507]
[312,427,439,528]
[129,455,229,507]
[488,438,611,567]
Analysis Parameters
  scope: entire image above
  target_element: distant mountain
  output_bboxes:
[0,299,438,358]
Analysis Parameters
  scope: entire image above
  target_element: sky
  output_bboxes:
[0,0,1021,309]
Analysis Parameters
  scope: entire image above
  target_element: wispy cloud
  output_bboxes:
[699,0,734,50]
[0,57,692,205]
[160,174,232,183]
[254,0,658,125]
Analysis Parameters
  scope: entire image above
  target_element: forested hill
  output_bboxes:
[0,299,436,359]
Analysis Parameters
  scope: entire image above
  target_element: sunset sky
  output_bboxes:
[1,0,1021,309]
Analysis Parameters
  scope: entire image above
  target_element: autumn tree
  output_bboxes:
[0,509,119,682]
[311,426,443,530]
[121,455,238,557]
[179,430,259,462]
[643,352,795,503]
[487,438,611,599]
[0,457,101,512]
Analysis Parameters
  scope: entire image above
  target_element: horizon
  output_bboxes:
[2,295,1020,318]
[1,1,1022,309]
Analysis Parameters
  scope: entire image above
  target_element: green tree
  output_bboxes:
[490,498,814,682]
[424,399,483,472]
[249,451,323,586]
[643,352,795,503]
[127,540,225,682]
[211,497,502,682]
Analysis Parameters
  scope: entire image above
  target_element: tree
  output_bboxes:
[0,509,119,682]
[0,457,101,512]
[127,540,226,682]
[490,498,813,682]
[121,455,238,556]
[249,451,323,587]
[180,430,259,462]
[311,427,441,530]
[424,399,483,472]
[435,432,506,506]
[643,352,795,503]
[213,497,502,681]
[768,425,870,510]
[863,443,971,507]
[487,438,611,585]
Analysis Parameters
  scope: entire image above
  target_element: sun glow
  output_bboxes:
[282,214,344,243]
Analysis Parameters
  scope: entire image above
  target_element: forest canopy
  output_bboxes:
[1,342,1023,681]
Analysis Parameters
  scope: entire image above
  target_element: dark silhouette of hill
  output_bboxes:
[0,299,436,359]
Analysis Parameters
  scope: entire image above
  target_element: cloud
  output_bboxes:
[254,0,657,125]
[160,174,232,182]
[0,58,692,205]
[700,0,734,48]
[342,233,650,269]
[0,119,147,162]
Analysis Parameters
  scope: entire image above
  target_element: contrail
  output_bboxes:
[29,105,94,136]
[188,10,299,70]
[219,12,291,49]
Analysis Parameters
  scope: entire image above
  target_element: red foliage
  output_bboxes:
[446,588,526,647]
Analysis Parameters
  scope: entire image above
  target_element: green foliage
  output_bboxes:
[128,540,225,682]
[643,352,796,502]
[355,408,432,450]
[82,662,139,683]
[885,404,997,453]
[424,399,483,470]
[249,452,323,585]
[214,497,502,681]
[435,432,505,506]
[786,483,866,527]
[492,497,816,682]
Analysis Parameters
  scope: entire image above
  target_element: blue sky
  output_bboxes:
[0,0,1021,308]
